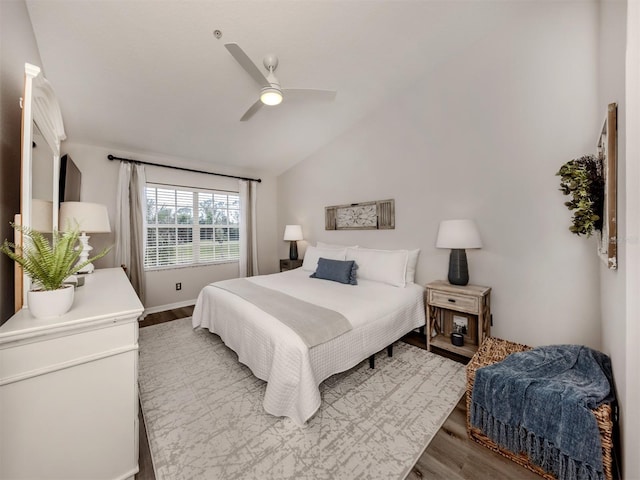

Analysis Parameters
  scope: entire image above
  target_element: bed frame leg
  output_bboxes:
[370,345,393,369]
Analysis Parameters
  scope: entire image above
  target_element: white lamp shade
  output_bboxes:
[59,202,111,233]
[31,199,53,233]
[283,224,303,241]
[436,219,482,249]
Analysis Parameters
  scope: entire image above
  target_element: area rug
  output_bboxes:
[138,318,466,480]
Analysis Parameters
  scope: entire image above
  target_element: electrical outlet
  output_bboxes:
[176,282,182,291]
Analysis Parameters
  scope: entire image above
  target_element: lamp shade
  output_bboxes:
[59,202,111,233]
[283,224,303,241]
[31,199,53,233]
[436,219,482,249]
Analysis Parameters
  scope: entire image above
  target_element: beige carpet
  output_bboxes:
[138,318,466,480]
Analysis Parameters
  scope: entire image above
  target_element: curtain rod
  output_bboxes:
[107,154,262,183]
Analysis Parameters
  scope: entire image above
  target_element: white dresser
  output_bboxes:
[0,268,144,480]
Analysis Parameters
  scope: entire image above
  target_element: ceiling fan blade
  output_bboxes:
[240,99,264,122]
[282,89,337,101]
[225,43,269,87]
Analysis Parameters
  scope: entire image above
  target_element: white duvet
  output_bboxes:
[192,268,425,425]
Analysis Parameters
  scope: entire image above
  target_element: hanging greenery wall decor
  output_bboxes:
[556,154,604,237]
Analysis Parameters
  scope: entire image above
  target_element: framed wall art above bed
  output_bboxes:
[325,199,395,230]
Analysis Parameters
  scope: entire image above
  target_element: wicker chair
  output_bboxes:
[466,337,614,480]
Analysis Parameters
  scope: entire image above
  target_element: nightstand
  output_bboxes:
[280,258,303,272]
[425,280,491,359]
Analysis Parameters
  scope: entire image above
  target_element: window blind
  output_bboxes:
[144,185,240,269]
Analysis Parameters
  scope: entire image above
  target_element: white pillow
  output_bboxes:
[346,247,408,287]
[406,249,420,284]
[316,241,358,249]
[302,246,347,272]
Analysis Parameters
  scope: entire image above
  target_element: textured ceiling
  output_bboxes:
[25,1,506,174]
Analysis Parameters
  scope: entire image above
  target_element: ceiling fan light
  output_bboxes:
[260,87,283,106]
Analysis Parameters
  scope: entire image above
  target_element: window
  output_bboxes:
[145,185,240,269]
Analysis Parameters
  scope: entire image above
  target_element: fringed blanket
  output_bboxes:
[471,345,614,480]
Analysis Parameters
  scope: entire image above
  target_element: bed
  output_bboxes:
[192,246,425,425]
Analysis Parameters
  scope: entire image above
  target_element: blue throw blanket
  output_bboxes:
[470,345,614,480]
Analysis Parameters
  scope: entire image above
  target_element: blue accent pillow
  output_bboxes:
[310,258,358,285]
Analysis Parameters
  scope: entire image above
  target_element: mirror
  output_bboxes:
[32,123,55,206]
[16,63,66,310]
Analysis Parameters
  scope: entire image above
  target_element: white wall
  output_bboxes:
[278,2,602,349]
[623,2,640,476]
[597,0,634,476]
[0,0,44,323]
[63,143,279,311]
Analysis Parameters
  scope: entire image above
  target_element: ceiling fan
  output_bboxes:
[225,43,337,121]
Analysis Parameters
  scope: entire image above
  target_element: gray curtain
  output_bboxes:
[239,180,259,277]
[115,162,146,302]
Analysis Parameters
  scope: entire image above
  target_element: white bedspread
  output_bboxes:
[192,268,425,425]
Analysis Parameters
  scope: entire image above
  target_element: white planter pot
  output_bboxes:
[27,284,75,319]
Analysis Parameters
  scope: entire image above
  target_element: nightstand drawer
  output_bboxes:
[280,259,303,271]
[428,290,478,313]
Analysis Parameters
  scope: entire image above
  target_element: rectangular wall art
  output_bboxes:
[325,199,395,230]
[597,103,617,270]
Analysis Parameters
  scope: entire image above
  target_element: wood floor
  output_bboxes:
[135,307,540,480]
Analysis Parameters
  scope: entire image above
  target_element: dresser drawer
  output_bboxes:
[428,290,479,313]
[0,320,137,383]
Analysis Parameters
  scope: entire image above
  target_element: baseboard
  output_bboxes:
[143,299,196,317]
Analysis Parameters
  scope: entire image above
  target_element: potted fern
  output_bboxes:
[1,224,110,318]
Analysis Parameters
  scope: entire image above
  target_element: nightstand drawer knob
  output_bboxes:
[448,298,456,303]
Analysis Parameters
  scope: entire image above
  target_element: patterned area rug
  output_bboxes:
[138,318,466,480]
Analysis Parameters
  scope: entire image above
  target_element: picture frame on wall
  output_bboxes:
[597,103,618,270]
[325,199,395,230]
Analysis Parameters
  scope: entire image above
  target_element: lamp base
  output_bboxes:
[289,241,299,261]
[448,249,469,286]
[76,232,95,274]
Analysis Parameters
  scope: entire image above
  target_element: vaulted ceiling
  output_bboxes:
[26,1,508,174]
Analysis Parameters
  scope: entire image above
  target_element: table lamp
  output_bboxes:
[283,225,303,260]
[436,219,482,286]
[59,201,111,273]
